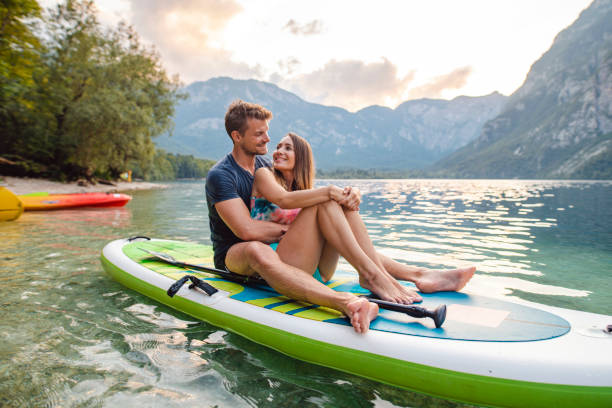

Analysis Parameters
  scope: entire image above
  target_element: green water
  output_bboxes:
[1,179,610,407]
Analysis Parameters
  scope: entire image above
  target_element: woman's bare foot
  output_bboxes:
[414,266,476,293]
[359,271,421,304]
[344,297,379,333]
[384,269,423,303]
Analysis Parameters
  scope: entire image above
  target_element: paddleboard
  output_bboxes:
[0,187,24,221]
[19,192,131,210]
[100,237,612,408]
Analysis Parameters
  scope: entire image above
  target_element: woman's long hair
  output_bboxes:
[273,132,314,191]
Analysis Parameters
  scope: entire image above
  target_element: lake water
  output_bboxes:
[1,179,610,407]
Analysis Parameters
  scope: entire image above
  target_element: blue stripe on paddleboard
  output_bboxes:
[286,305,320,315]
[265,300,294,309]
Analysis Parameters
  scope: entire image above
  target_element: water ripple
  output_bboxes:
[1,179,610,408]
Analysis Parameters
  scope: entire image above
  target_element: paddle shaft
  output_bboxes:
[171,259,268,286]
[142,249,445,325]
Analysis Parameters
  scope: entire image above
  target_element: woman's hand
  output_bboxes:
[327,185,361,211]
[339,186,361,211]
[327,185,346,202]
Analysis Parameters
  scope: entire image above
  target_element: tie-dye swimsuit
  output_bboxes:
[250,196,301,224]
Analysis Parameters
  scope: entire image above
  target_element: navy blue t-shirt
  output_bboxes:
[205,153,272,269]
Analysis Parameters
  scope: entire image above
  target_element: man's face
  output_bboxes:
[238,118,270,155]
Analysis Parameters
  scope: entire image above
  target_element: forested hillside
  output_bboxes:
[0,0,186,181]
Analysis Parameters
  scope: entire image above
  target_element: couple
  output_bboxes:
[205,100,475,333]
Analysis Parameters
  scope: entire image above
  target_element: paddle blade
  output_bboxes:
[433,305,447,328]
[140,248,179,265]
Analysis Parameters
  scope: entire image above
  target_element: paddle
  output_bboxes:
[140,248,268,285]
[140,248,447,328]
[362,294,446,328]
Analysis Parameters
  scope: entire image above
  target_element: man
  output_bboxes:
[206,100,474,333]
[205,100,378,333]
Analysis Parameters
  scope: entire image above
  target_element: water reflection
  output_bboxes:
[0,179,610,408]
[320,179,611,309]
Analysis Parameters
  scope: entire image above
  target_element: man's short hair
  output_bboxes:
[224,100,273,140]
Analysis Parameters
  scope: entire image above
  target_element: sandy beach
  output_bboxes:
[0,176,167,195]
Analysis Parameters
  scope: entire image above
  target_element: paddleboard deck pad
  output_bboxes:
[101,237,612,408]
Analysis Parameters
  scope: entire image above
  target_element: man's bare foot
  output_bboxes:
[359,272,422,304]
[415,266,476,293]
[344,297,379,333]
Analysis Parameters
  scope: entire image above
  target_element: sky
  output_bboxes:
[42,0,594,112]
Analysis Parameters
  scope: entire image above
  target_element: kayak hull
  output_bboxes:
[19,192,131,210]
[100,238,612,408]
[0,187,23,221]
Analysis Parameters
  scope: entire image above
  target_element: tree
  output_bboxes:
[1,0,184,180]
[0,0,42,157]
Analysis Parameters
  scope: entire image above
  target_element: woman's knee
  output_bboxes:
[319,199,342,212]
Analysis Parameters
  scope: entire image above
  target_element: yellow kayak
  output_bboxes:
[0,187,24,221]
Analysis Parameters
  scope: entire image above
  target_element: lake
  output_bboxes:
[1,179,610,407]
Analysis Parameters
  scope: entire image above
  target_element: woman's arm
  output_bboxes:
[254,168,345,209]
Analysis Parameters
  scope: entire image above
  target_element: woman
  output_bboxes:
[251,132,475,304]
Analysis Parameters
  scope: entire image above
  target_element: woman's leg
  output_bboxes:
[379,253,476,292]
[341,208,475,294]
[317,243,339,283]
[277,201,416,303]
[341,209,422,302]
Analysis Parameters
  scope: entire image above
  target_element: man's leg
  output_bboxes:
[225,241,378,333]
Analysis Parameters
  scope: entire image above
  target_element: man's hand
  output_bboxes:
[338,186,361,211]
[275,224,289,242]
[215,197,287,242]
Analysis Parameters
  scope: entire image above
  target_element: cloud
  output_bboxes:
[278,58,414,111]
[283,19,324,36]
[127,0,260,83]
[277,57,301,75]
[407,66,473,99]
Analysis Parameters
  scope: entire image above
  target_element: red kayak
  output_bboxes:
[18,192,132,211]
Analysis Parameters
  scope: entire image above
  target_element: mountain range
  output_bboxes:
[434,0,612,179]
[155,0,611,178]
[155,79,507,170]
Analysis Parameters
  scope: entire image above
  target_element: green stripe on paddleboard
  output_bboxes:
[101,253,612,408]
[271,301,310,313]
[294,306,342,320]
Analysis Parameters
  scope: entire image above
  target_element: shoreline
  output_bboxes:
[0,176,168,195]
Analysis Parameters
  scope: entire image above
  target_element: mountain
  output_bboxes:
[434,0,612,179]
[155,78,506,170]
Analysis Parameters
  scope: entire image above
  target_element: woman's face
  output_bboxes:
[273,136,295,172]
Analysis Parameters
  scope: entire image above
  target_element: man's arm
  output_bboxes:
[215,197,287,242]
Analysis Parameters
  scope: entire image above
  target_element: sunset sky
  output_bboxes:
[42,0,593,111]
